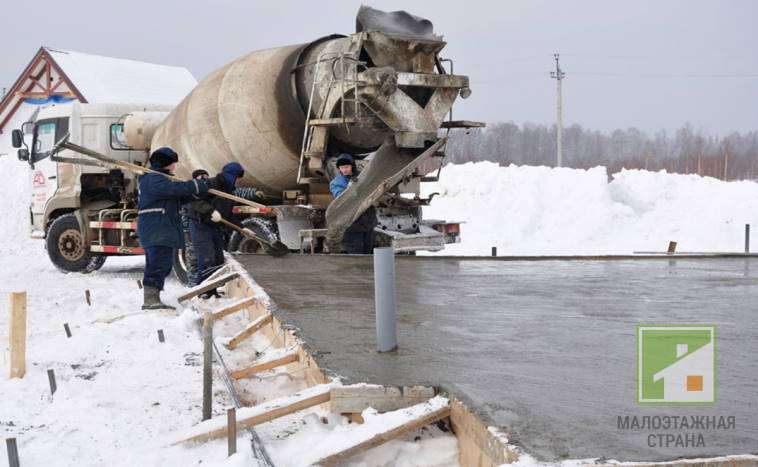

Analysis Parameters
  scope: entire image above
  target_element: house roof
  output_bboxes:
[653,341,713,382]
[0,47,197,133]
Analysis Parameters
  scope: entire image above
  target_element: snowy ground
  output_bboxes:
[0,152,459,466]
[2,151,758,466]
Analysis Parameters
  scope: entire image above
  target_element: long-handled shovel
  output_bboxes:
[51,135,272,213]
[50,135,289,257]
[216,218,289,257]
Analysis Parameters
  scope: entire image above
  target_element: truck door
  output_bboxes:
[30,118,68,228]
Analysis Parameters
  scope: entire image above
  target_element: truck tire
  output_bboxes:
[227,218,278,254]
[173,248,191,285]
[46,213,106,273]
[172,210,197,286]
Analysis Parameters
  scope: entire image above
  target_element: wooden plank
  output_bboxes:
[330,385,436,414]
[316,404,451,466]
[9,292,27,378]
[225,314,273,349]
[212,297,257,321]
[177,273,239,302]
[176,385,332,444]
[230,352,299,380]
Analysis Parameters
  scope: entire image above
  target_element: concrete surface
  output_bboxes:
[234,254,758,462]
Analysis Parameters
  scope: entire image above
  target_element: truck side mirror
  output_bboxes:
[17,148,29,161]
[11,129,23,148]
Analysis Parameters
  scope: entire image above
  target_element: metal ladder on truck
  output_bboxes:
[297,50,366,185]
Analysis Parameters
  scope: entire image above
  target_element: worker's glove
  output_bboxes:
[210,210,222,223]
[241,228,255,238]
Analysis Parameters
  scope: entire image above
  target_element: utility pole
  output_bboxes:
[550,54,565,167]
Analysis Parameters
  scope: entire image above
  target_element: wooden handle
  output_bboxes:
[58,140,271,212]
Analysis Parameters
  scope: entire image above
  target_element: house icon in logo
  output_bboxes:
[637,325,716,404]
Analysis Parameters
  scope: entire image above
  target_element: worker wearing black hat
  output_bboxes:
[186,162,254,288]
[137,147,209,309]
[329,153,377,254]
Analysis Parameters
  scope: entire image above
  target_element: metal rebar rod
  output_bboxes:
[202,312,213,421]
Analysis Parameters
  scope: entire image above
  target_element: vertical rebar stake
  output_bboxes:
[373,248,398,352]
[47,369,57,395]
[202,312,213,421]
[227,407,237,456]
[6,438,20,467]
[745,224,750,253]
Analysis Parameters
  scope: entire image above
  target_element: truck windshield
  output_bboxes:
[32,122,56,162]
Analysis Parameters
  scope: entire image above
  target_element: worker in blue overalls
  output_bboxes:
[137,147,208,310]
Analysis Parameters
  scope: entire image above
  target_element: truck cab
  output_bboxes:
[12,102,172,272]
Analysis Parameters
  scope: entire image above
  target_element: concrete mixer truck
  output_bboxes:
[10,6,482,279]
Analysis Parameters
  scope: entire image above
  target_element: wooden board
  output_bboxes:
[225,313,272,349]
[230,352,300,380]
[330,385,436,414]
[212,297,257,321]
[9,292,27,378]
[177,273,239,302]
[315,405,451,466]
[177,386,332,444]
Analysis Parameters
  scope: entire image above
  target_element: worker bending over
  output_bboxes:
[187,162,254,286]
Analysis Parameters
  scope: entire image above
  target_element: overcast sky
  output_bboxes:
[1,0,756,136]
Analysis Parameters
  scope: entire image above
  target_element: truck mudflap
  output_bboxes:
[325,137,446,251]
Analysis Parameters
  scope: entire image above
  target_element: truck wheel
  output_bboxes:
[173,210,197,286]
[46,213,106,273]
[173,248,191,286]
[227,218,278,254]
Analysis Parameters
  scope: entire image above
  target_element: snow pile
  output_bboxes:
[422,162,758,255]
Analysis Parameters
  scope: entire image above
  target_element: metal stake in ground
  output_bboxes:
[47,369,57,395]
[373,247,398,352]
[85,290,91,306]
[746,224,750,253]
[227,407,237,456]
[6,438,20,467]
[63,323,72,338]
[202,312,213,421]
[157,329,165,343]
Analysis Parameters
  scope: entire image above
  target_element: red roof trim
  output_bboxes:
[0,47,87,134]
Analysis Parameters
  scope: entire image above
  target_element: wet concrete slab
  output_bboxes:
[234,254,758,462]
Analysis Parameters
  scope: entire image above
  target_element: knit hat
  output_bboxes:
[192,169,209,179]
[221,162,244,186]
[149,147,178,168]
[336,153,354,167]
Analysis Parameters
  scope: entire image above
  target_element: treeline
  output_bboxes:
[433,122,758,181]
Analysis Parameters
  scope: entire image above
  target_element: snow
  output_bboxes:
[3,134,758,466]
[422,162,758,256]
[46,47,197,105]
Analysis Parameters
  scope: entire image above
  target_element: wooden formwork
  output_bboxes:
[189,263,518,465]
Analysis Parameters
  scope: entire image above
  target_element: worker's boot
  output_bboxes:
[142,286,176,310]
